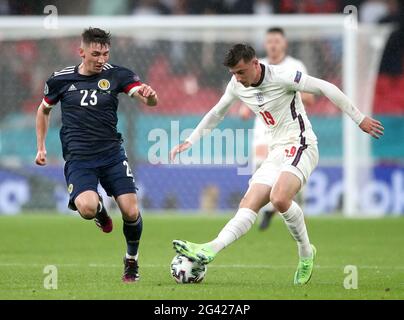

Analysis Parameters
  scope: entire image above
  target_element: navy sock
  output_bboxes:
[123,214,143,257]
[95,201,109,225]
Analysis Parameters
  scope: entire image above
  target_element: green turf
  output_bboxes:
[0,213,403,300]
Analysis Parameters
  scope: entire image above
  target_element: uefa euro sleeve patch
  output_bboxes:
[294,71,302,83]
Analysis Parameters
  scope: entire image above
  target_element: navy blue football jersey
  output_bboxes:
[42,63,141,161]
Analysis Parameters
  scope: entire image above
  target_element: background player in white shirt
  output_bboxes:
[170,44,383,285]
[240,27,315,230]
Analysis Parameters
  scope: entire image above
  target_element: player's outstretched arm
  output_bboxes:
[35,102,51,166]
[170,141,192,162]
[131,83,158,106]
[170,83,237,162]
[169,109,225,162]
[301,76,384,139]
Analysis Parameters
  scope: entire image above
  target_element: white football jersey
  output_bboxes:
[253,56,310,146]
[227,63,317,148]
[260,55,308,74]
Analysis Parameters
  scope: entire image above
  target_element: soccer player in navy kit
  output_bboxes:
[35,28,158,282]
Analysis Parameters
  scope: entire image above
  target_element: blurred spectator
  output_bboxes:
[5,0,359,15]
[374,2,404,113]
[187,0,230,14]
[9,0,90,15]
[89,0,130,15]
[159,0,177,13]
[0,0,9,15]
[9,0,44,14]
[253,0,274,15]
[339,0,364,11]
[379,0,401,23]
[171,0,188,14]
[379,8,404,76]
[132,0,170,15]
[230,0,254,14]
[53,0,90,15]
[359,0,388,23]
[279,0,340,14]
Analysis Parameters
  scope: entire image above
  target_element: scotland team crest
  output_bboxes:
[98,79,110,90]
[68,184,74,194]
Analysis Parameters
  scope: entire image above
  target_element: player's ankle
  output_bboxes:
[207,240,224,254]
[298,243,313,259]
[125,253,138,260]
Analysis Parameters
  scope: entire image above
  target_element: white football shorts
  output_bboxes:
[249,142,319,188]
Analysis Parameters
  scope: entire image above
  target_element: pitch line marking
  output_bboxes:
[0,263,403,270]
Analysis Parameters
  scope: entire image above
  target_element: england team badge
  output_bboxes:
[256,92,264,105]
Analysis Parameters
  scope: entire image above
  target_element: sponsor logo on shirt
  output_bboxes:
[68,84,77,92]
[294,71,302,83]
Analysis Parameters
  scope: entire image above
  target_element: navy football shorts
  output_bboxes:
[63,147,137,211]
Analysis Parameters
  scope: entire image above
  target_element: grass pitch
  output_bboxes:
[0,212,403,300]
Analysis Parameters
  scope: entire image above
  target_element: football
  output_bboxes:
[170,254,207,284]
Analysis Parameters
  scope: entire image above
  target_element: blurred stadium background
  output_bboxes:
[0,0,403,217]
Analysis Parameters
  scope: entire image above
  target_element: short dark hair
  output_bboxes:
[223,44,256,68]
[81,27,111,47]
[267,27,285,36]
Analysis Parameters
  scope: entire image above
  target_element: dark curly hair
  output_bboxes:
[81,27,111,46]
[223,43,256,68]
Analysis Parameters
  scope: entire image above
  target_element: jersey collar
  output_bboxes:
[75,64,103,78]
[251,63,265,87]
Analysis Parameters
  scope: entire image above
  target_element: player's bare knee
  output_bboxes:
[79,205,97,220]
[123,210,139,221]
[122,204,140,221]
[270,194,291,213]
[75,199,98,220]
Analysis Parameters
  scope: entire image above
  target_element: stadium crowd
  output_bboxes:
[0,0,401,202]
[0,0,400,20]
[0,0,403,115]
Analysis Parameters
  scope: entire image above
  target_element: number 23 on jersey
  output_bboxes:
[80,90,98,106]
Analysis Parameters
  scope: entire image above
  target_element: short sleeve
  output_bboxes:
[272,66,308,92]
[42,76,62,109]
[117,67,142,96]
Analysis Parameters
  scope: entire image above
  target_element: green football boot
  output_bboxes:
[294,244,317,285]
[172,240,216,265]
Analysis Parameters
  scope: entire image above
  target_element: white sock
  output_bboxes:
[208,208,257,253]
[126,253,138,260]
[280,201,312,258]
[262,202,276,212]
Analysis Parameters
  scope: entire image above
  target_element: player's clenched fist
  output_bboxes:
[170,141,192,162]
[35,150,47,166]
[138,84,156,98]
[136,83,158,106]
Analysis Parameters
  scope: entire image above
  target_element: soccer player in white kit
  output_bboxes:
[170,44,383,285]
[240,27,315,230]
